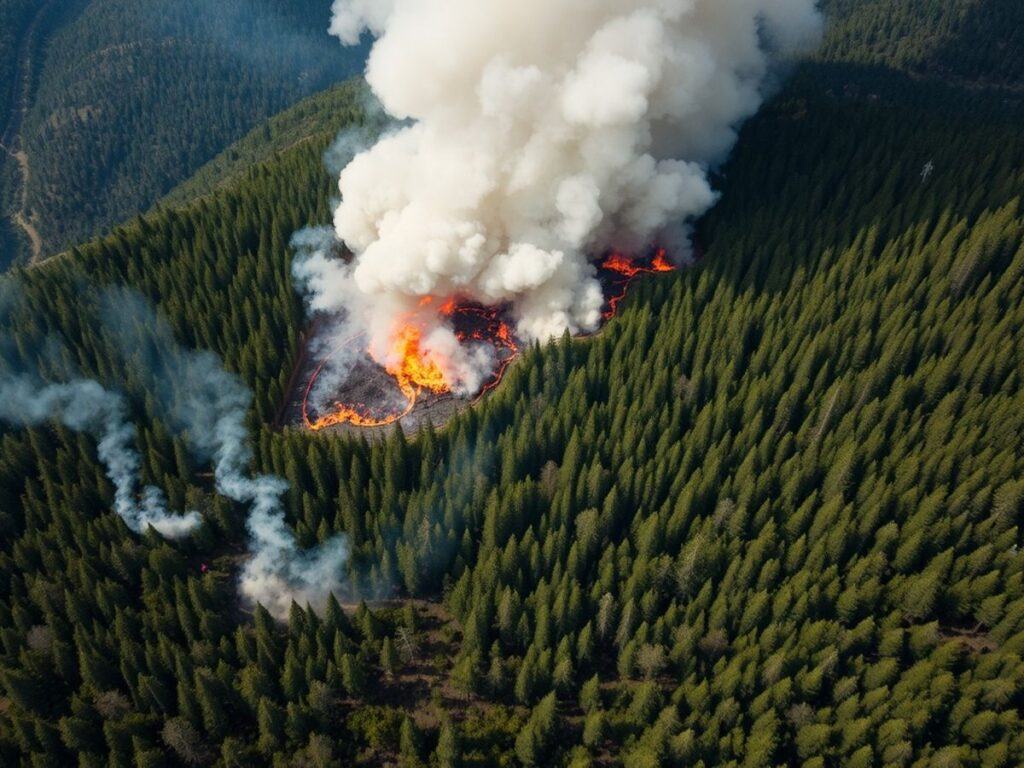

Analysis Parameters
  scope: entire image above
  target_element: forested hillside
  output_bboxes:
[1,50,1023,766]
[0,0,35,128]
[158,79,374,209]
[0,0,366,267]
[819,0,1024,86]
[0,0,36,265]
[0,0,83,271]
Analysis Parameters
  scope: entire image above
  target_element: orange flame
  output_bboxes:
[600,248,675,319]
[651,249,674,272]
[303,323,449,430]
[602,248,673,277]
[385,324,449,399]
[302,338,416,429]
[302,248,673,430]
[303,302,520,430]
[602,252,647,278]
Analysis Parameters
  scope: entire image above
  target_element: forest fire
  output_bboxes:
[300,249,674,431]
[302,301,520,431]
[599,248,674,319]
[386,324,450,399]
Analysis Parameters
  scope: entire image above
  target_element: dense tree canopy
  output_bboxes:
[0,0,78,270]
[1,0,366,266]
[157,79,375,209]
[0,0,38,128]
[0,53,1022,764]
[819,0,1024,86]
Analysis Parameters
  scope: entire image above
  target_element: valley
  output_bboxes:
[0,0,57,265]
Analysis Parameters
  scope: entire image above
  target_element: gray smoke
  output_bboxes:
[0,279,200,538]
[0,374,202,539]
[291,226,414,415]
[0,277,348,617]
[322,87,393,177]
[101,290,349,619]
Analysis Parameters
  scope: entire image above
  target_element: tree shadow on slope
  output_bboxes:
[928,0,1024,89]
[692,61,1024,300]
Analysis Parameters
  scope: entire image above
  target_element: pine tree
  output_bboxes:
[380,637,400,679]
[515,693,557,767]
[399,716,421,762]
[256,697,285,754]
[434,718,461,768]
[341,654,366,697]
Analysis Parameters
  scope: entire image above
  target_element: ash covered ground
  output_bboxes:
[278,332,483,438]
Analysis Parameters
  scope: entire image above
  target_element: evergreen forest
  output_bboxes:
[0,0,366,267]
[1,2,1024,766]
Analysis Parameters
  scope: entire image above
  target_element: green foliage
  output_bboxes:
[434,717,461,768]
[514,693,557,767]
[347,705,403,755]
[2,18,1024,768]
[0,0,40,128]
[159,79,376,208]
[819,0,1024,86]
[0,0,85,268]
[8,0,366,262]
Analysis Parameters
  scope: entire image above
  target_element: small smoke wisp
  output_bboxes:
[102,290,349,619]
[0,278,200,538]
[300,0,822,393]
[0,374,202,538]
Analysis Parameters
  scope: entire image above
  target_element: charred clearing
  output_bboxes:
[279,249,677,436]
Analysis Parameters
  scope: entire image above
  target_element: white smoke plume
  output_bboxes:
[322,87,394,177]
[301,0,822,390]
[0,374,202,538]
[102,290,349,619]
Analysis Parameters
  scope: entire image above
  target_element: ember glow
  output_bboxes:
[302,302,520,431]
[301,250,673,431]
[386,324,449,398]
[302,340,416,430]
[600,248,674,320]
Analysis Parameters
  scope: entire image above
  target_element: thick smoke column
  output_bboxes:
[0,375,202,538]
[103,291,348,619]
[305,0,822,389]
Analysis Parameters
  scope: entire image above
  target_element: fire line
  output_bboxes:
[301,249,673,430]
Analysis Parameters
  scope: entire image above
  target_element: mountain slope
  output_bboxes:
[0,0,84,269]
[0,0,40,132]
[1,55,1024,765]
[1,0,365,266]
[159,78,374,209]
[819,0,1024,87]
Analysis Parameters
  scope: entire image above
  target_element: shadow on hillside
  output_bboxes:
[687,61,1024,299]
[929,0,1024,89]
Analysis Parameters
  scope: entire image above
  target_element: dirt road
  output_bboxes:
[1,0,58,263]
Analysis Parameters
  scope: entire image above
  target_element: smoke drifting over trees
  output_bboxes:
[0,373,202,539]
[303,0,823,391]
[0,282,200,538]
[0,282,347,617]
[100,290,351,618]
